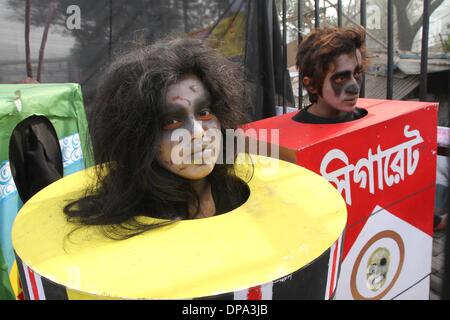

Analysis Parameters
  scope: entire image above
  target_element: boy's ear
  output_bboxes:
[302,77,317,94]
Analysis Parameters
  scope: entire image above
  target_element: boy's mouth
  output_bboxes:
[344,96,359,103]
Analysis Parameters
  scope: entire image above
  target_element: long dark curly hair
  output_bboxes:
[64,38,250,239]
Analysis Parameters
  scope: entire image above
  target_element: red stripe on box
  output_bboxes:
[27,267,40,300]
[247,286,262,300]
[328,242,339,298]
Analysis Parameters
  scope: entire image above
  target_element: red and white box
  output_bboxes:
[244,99,437,300]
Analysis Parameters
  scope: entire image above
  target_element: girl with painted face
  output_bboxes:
[293,27,369,124]
[64,38,250,239]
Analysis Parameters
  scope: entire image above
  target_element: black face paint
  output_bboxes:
[330,70,362,97]
[344,83,360,95]
[330,71,351,96]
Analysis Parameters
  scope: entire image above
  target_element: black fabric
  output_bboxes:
[40,275,69,300]
[272,248,331,300]
[434,215,442,227]
[292,105,368,124]
[196,292,234,300]
[203,0,294,120]
[197,248,331,300]
[243,0,294,120]
[9,116,63,203]
[444,185,450,299]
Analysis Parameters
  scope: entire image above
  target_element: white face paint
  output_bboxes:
[157,74,222,180]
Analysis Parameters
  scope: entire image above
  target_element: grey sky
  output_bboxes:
[0,2,75,62]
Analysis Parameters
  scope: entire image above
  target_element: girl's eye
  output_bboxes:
[198,109,214,121]
[162,119,183,130]
[354,70,362,79]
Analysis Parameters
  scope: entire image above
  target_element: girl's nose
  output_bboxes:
[189,118,204,140]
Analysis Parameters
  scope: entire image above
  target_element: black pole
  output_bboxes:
[182,0,189,33]
[444,208,450,299]
[419,0,430,101]
[387,0,394,99]
[283,0,287,114]
[315,0,320,28]
[360,0,366,27]
[109,0,113,61]
[337,0,343,27]
[444,71,450,299]
[360,0,366,98]
[298,0,303,108]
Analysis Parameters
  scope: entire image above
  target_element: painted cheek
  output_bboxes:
[202,118,220,131]
[330,81,345,97]
[158,139,170,162]
[199,119,221,149]
[159,132,181,163]
[157,146,170,167]
[202,119,221,156]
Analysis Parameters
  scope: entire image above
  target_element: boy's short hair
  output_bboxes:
[296,27,368,103]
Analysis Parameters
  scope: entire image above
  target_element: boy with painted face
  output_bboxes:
[293,27,368,124]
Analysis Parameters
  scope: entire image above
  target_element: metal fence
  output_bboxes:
[279,0,435,114]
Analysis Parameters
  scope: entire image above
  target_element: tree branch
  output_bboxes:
[25,0,32,78]
[411,0,445,35]
[36,0,56,82]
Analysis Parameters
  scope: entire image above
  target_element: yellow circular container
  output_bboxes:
[12,154,346,300]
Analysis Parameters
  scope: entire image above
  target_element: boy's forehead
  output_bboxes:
[328,49,362,74]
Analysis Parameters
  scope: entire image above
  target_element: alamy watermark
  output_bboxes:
[66,5,81,30]
[367,4,381,30]
[169,127,280,167]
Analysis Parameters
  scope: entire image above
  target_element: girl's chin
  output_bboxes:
[178,163,215,180]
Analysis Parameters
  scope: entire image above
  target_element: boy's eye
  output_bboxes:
[334,76,346,84]
[197,109,214,121]
[162,119,183,130]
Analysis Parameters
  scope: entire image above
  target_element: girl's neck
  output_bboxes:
[188,179,216,219]
[190,178,209,195]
